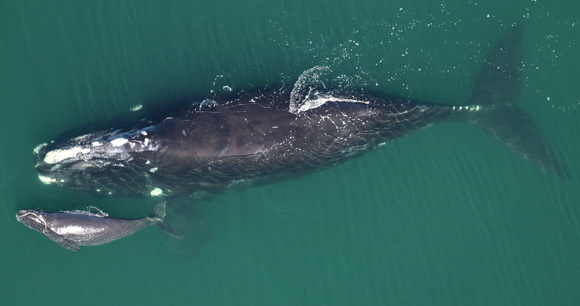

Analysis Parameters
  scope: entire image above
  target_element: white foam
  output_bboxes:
[296,96,368,113]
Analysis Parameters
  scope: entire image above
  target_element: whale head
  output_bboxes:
[34,127,161,198]
[16,209,49,233]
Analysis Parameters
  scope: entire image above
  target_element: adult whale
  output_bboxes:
[33,25,567,200]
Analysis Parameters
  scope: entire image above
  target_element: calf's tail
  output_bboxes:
[149,202,185,238]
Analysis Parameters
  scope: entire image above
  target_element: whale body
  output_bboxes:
[33,25,567,200]
[16,202,183,251]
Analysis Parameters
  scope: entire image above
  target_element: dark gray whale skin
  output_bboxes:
[16,202,183,251]
[33,25,567,200]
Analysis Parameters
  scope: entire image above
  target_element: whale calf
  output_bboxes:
[16,202,183,251]
[32,25,567,201]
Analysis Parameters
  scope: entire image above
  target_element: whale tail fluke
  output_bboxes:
[149,202,185,238]
[467,25,567,178]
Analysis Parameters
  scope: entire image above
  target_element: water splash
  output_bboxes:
[288,65,331,114]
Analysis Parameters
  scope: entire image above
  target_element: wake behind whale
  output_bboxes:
[33,25,567,201]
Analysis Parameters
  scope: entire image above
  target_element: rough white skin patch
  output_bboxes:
[149,167,158,173]
[110,138,128,147]
[150,188,163,196]
[38,174,57,184]
[44,147,83,164]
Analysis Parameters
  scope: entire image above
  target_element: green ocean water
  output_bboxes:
[1,0,579,305]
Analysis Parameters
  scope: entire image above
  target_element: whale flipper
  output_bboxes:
[43,227,80,251]
[468,25,567,178]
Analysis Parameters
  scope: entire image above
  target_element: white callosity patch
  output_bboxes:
[41,127,160,168]
[43,141,131,168]
[110,138,128,147]
[150,187,163,196]
[33,143,47,154]
[44,146,84,164]
[130,104,143,112]
[36,125,164,193]
[38,174,57,184]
